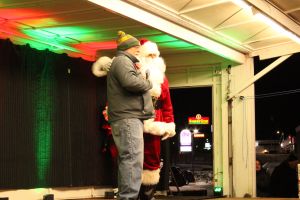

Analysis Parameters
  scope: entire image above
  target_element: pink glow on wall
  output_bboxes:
[0,8,58,27]
[0,8,47,20]
[0,25,30,39]
[73,41,117,60]
[0,7,117,61]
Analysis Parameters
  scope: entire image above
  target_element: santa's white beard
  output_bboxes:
[139,57,166,98]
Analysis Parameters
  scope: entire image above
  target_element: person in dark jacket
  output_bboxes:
[92,39,175,200]
[107,31,154,200]
[269,152,298,198]
[256,159,270,197]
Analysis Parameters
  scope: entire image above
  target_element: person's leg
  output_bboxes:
[139,135,161,200]
[139,184,157,200]
[112,118,144,200]
[109,140,118,193]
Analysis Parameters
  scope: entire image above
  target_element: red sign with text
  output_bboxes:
[188,115,209,125]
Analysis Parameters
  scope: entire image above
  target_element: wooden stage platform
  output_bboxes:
[79,197,299,200]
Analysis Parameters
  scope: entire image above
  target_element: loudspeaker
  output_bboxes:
[43,194,54,200]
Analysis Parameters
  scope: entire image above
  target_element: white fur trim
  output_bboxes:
[143,119,166,136]
[91,56,112,77]
[144,120,176,137]
[140,41,160,57]
[142,169,160,185]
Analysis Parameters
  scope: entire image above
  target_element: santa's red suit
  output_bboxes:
[92,40,176,200]
[138,39,176,200]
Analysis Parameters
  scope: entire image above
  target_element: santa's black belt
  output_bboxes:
[152,98,162,110]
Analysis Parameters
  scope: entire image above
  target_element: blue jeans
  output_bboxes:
[111,118,144,200]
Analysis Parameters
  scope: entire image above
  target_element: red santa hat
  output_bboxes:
[139,39,160,57]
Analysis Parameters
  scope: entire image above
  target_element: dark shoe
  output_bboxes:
[139,184,156,200]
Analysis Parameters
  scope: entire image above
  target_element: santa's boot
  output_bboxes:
[139,184,156,200]
[139,169,160,200]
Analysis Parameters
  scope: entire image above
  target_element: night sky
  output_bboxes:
[169,53,300,142]
[254,53,300,140]
[170,87,212,135]
[169,87,212,156]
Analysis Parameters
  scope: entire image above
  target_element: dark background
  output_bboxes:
[254,54,300,140]
[0,39,110,189]
[170,87,213,165]
[169,54,300,142]
[1,37,299,189]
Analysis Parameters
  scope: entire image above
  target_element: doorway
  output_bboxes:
[167,87,213,196]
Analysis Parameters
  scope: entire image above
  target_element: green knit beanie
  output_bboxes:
[116,31,140,51]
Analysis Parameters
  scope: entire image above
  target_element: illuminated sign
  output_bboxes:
[180,129,192,145]
[188,114,209,125]
[180,129,192,152]
[194,133,205,138]
[204,139,212,150]
[180,146,192,152]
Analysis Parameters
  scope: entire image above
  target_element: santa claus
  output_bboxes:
[92,39,176,200]
[138,39,176,200]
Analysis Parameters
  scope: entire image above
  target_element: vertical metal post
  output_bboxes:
[228,99,233,197]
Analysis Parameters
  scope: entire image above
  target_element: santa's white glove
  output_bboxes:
[161,131,171,141]
[91,56,112,77]
[161,123,176,140]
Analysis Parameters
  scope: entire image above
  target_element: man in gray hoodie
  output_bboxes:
[107,31,154,200]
